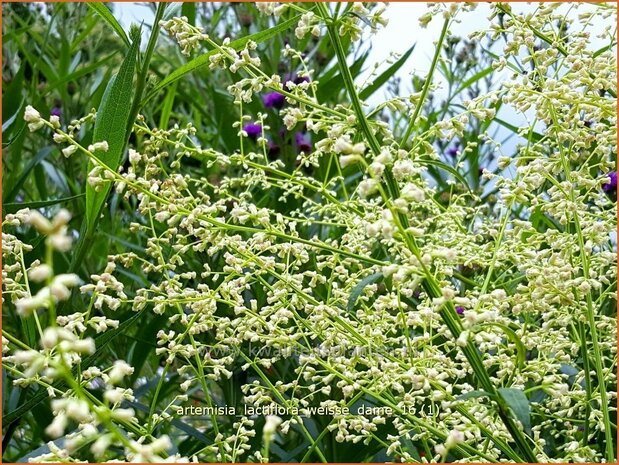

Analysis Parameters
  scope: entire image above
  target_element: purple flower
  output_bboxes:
[456,306,465,315]
[50,106,62,118]
[602,171,617,192]
[262,92,286,109]
[243,123,262,139]
[446,144,459,157]
[295,132,312,153]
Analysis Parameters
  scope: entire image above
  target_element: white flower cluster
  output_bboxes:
[12,209,80,316]
[160,16,208,56]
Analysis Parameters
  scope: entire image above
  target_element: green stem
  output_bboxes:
[126,3,166,136]
[239,352,328,463]
[319,4,421,265]
[400,18,449,147]
[318,8,536,460]
[549,105,615,461]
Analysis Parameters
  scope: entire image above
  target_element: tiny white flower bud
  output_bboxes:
[339,154,359,168]
[53,133,67,143]
[263,415,282,436]
[368,162,385,178]
[62,145,78,157]
[52,209,72,228]
[49,115,60,128]
[445,430,465,449]
[49,234,73,252]
[91,434,112,457]
[111,407,135,421]
[334,138,353,154]
[129,149,142,165]
[28,264,53,283]
[88,141,109,152]
[358,179,379,198]
[72,338,96,354]
[26,211,53,234]
[24,105,42,123]
[108,360,134,384]
[45,413,68,438]
[456,331,469,347]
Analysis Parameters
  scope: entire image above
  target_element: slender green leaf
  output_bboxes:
[494,117,543,142]
[2,104,22,135]
[19,314,37,352]
[3,194,85,215]
[317,50,370,102]
[481,47,522,74]
[359,44,415,100]
[454,65,494,96]
[416,157,472,193]
[3,147,54,203]
[181,2,197,26]
[479,322,526,370]
[498,388,531,434]
[144,15,301,105]
[593,42,616,58]
[347,272,383,312]
[17,438,66,463]
[45,52,118,94]
[71,33,139,272]
[87,3,130,48]
[129,315,168,384]
[158,81,177,129]
[124,400,213,445]
[2,62,25,135]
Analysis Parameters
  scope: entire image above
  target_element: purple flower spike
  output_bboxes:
[295,132,312,153]
[602,171,617,192]
[456,306,465,315]
[50,106,62,118]
[243,123,262,139]
[262,92,286,109]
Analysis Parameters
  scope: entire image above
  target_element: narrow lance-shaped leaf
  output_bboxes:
[143,14,301,105]
[498,388,532,434]
[479,322,527,370]
[359,44,415,100]
[416,156,472,193]
[85,34,139,228]
[69,32,140,273]
[347,272,383,312]
[3,193,85,215]
[4,146,54,203]
[86,3,130,48]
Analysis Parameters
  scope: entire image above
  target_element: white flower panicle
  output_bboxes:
[4,3,617,463]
